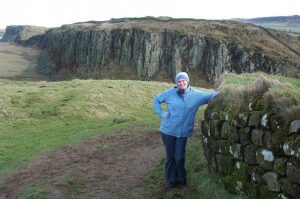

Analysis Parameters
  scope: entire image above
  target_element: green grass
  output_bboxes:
[218,72,300,89]
[0,79,173,173]
[138,131,245,199]
[20,179,49,199]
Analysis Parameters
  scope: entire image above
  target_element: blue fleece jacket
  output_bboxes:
[153,86,219,137]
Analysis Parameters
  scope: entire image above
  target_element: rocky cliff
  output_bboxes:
[1,25,47,44]
[19,18,300,83]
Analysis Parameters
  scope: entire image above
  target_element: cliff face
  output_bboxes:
[29,18,300,82]
[1,25,47,44]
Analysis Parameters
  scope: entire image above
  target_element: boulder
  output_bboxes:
[286,158,300,184]
[239,127,252,146]
[279,178,300,199]
[248,111,262,127]
[244,144,258,165]
[221,122,239,143]
[251,128,265,146]
[262,172,280,192]
[274,157,288,176]
[289,120,300,134]
[257,148,274,171]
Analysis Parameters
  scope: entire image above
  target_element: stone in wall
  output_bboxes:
[274,157,288,176]
[244,144,258,165]
[279,178,300,198]
[221,122,239,143]
[240,127,252,146]
[256,148,274,170]
[248,111,262,127]
[202,94,300,199]
[251,129,265,146]
[286,158,300,184]
[289,120,300,134]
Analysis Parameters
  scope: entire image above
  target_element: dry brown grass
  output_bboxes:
[214,72,300,120]
[0,42,45,80]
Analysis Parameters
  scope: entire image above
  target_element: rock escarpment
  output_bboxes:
[0,25,47,44]
[31,18,300,82]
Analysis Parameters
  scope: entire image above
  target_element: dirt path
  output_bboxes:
[0,130,164,199]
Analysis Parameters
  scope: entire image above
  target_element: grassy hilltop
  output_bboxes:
[0,78,241,199]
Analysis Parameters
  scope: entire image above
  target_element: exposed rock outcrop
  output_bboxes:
[6,18,300,83]
[1,25,47,44]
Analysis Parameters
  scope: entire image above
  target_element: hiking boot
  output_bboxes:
[178,180,187,186]
[164,182,177,190]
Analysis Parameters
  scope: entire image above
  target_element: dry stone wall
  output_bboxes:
[201,97,300,198]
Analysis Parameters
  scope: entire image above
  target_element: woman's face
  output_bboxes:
[177,79,188,90]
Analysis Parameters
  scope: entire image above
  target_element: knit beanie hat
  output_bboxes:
[175,72,189,84]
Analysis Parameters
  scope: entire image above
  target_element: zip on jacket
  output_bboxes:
[153,86,219,137]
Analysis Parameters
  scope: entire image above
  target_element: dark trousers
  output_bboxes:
[161,133,188,185]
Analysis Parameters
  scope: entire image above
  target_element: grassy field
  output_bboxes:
[0,79,171,172]
[0,77,244,198]
[2,72,298,198]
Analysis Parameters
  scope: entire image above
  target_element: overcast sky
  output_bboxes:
[0,0,299,29]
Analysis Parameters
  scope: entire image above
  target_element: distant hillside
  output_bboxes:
[0,25,48,43]
[0,29,4,37]
[3,17,300,84]
[232,15,300,33]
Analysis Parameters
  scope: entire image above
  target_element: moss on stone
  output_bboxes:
[216,154,235,175]
[259,185,278,199]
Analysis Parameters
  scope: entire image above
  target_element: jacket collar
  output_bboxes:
[175,85,191,96]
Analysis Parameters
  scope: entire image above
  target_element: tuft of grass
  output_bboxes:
[20,179,49,199]
[61,177,83,197]
[214,72,300,121]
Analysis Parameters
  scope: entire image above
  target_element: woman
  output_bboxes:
[153,72,219,188]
